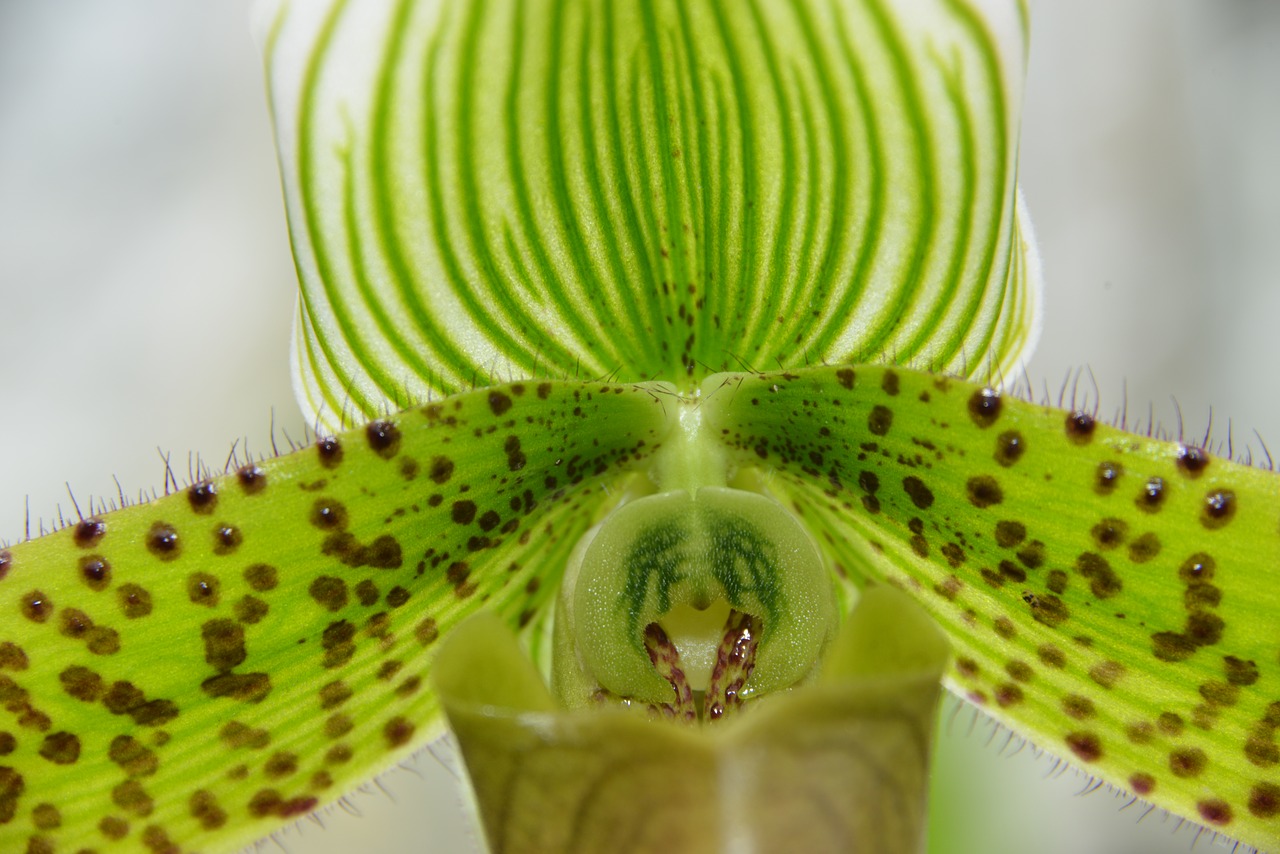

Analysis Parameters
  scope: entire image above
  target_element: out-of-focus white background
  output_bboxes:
[0,2,1276,853]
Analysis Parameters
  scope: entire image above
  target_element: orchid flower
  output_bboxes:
[1,2,1278,854]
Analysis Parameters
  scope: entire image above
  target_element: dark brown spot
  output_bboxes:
[1126,721,1155,745]
[1089,660,1125,688]
[880,370,899,396]
[1186,611,1224,646]
[0,644,26,672]
[1094,461,1123,495]
[1030,595,1070,628]
[966,475,1003,508]
[902,476,934,510]
[1179,552,1215,583]
[319,681,353,710]
[187,573,220,607]
[19,590,51,623]
[79,556,111,591]
[366,419,402,458]
[1249,782,1280,818]
[145,522,180,560]
[384,716,415,748]
[1038,645,1066,668]
[1176,445,1210,477]
[238,464,266,494]
[0,551,10,581]
[32,802,59,830]
[309,577,348,612]
[1135,477,1166,513]
[73,517,106,548]
[200,672,271,704]
[244,563,278,591]
[1200,680,1239,707]
[1065,732,1102,762]
[60,666,103,702]
[188,481,218,514]
[994,520,1026,548]
[1201,489,1236,529]
[38,732,80,765]
[836,368,855,390]
[1245,736,1279,767]
[993,430,1025,467]
[1046,569,1068,594]
[117,584,152,619]
[1197,799,1232,826]
[264,752,298,779]
[99,816,128,840]
[429,456,454,484]
[108,735,157,778]
[317,436,344,468]
[504,435,527,472]
[1151,631,1196,662]
[1062,695,1095,720]
[452,500,477,525]
[354,580,379,606]
[1169,747,1207,778]
[219,721,270,750]
[1128,773,1155,796]
[59,608,93,639]
[201,620,246,673]
[310,498,349,530]
[212,524,242,555]
[234,595,269,624]
[385,586,411,608]
[1005,660,1033,682]
[1157,712,1184,736]
[488,391,513,416]
[0,767,23,823]
[968,388,1001,428]
[112,780,153,816]
[324,714,353,739]
[325,745,353,766]
[190,789,227,831]
[1127,532,1161,563]
[1075,552,1122,599]
[1225,656,1259,686]
[415,618,439,646]
[1090,518,1128,550]
[993,616,1017,640]
[1065,411,1096,444]
[995,683,1023,707]
[867,405,893,436]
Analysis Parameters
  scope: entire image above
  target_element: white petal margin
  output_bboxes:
[258,0,1041,431]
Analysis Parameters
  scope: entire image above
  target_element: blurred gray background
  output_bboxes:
[0,2,1276,853]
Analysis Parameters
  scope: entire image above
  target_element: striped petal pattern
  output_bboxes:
[261,0,1040,431]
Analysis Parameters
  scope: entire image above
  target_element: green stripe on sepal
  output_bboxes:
[262,0,1041,431]
[0,379,668,853]
[702,364,1280,853]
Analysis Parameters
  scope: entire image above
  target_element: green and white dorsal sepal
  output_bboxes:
[260,0,1041,432]
[701,363,1280,852]
[0,378,670,853]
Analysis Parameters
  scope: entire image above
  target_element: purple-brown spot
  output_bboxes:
[145,522,181,560]
[316,436,343,468]
[188,481,218,514]
[968,388,1001,428]
[73,518,106,548]
[1065,411,1096,444]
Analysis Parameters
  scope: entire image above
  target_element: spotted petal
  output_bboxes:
[703,364,1280,852]
[260,0,1041,431]
[0,380,668,852]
